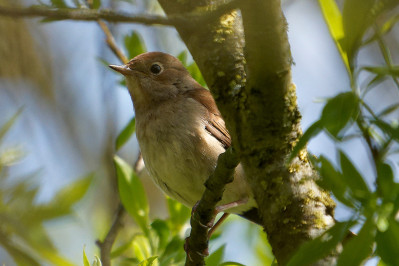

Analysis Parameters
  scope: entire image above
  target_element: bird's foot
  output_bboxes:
[184,236,209,261]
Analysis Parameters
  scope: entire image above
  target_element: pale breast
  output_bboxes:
[136,97,256,213]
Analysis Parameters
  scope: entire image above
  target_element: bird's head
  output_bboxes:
[109,52,194,109]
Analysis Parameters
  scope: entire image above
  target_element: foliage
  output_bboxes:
[289,0,399,264]
[0,110,93,265]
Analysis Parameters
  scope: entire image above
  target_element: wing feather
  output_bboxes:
[183,88,231,149]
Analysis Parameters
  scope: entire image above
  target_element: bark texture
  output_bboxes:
[158,0,337,264]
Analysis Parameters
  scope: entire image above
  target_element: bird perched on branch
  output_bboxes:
[110,52,260,225]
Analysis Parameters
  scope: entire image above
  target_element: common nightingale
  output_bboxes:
[110,52,260,224]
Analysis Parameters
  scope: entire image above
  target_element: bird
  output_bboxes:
[109,52,260,225]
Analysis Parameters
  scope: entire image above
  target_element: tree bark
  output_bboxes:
[158,0,337,264]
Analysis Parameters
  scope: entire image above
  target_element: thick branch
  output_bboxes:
[186,148,239,266]
[238,0,336,264]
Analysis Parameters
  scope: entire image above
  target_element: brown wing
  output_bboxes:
[183,88,231,149]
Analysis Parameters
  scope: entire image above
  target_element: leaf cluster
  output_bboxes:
[289,1,399,265]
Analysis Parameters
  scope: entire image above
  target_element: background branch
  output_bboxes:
[0,2,239,26]
[97,20,128,64]
[0,6,173,25]
[96,204,125,266]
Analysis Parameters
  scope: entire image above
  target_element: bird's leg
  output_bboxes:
[192,198,249,235]
[206,198,248,235]
[207,213,230,237]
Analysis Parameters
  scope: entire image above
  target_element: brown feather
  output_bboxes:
[183,88,231,149]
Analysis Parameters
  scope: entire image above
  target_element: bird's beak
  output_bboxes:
[109,64,133,76]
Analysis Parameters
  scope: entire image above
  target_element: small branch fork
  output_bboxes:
[96,204,125,266]
[0,0,240,27]
[185,147,239,266]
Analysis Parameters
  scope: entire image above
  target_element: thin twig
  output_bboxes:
[96,203,125,266]
[185,147,239,266]
[97,20,128,64]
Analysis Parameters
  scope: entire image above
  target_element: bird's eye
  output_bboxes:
[150,63,163,75]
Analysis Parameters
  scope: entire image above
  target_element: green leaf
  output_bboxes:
[132,235,152,262]
[206,244,225,266]
[0,237,41,266]
[110,237,134,258]
[187,62,206,87]
[124,32,146,59]
[92,0,101,9]
[376,218,399,266]
[166,197,190,231]
[289,121,322,162]
[54,174,93,206]
[151,219,170,251]
[363,65,399,77]
[372,119,399,140]
[363,14,399,45]
[287,221,353,266]
[320,92,358,138]
[177,50,206,87]
[0,108,23,142]
[50,0,68,8]
[138,256,158,266]
[32,174,93,221]
[0,147,26,166]
[114,156,149,233]
[115,117,135,151]
[337,218,375,266]
[377,103,399,117]
[317,0,350,75]
[177,51,188,65]
[159,236,185,265]
[317,156,354,207]
[92,256,102,266]
[342,0,375,69]
[339,151,370,200]
[83,248,90,266]
[376,162,397,201]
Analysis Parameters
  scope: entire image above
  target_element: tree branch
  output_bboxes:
[96,203,125,266]
[185,147,239,266]
[237,1,336,264]
[0,1,239,26]
[0,6,172,25]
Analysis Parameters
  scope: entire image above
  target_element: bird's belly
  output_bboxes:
[140,131,215,207]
